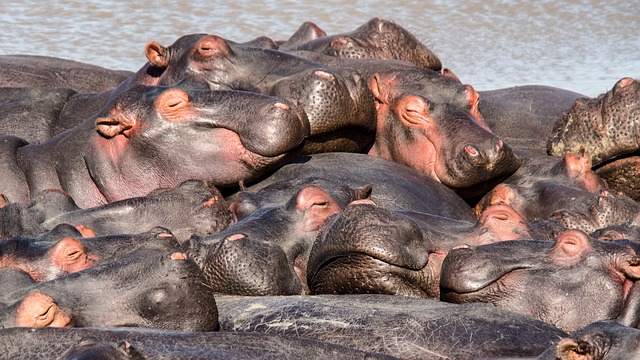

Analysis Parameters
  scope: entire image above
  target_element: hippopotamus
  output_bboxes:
[477,85,586,157]
[536,321,640,360]
[5,179,234,242]
[185,183,371,295]
[549,189,640,233]
[0,248,218,331]
[275,51,521,196]
[216,294,567,360]
[143,33,376,149]
[0,326,394,360]
[473,151,609,220]
[440,229,640,332]
[242,152,477,220]
[0,226,97,282]
[0,84,309,208]
[284,17,442,70]
[306,202,534,299]
[0,224,181,282]
[548,78,640,201]
[0,55,133,92]
[228,176,373,221]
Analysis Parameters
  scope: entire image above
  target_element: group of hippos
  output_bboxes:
[0,17,639,359]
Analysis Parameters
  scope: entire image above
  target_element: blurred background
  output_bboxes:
[1,0,637,96]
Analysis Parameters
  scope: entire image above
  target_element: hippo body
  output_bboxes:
[286,17,442,70]
[216,294,567,360]
[478,85,585,157]
[1,84,309,208]
[440,229,640,332]
[0,55,133,92]
[8,179,234,242]
[244,152,477,221]
[0,87,78,144]
[0,224,181,282]
[0,326,394,360]
[0,248,218,331]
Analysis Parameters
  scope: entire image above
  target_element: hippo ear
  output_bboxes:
[47,237,97,274]
[96,113,137,138]
[293,185,342,232]
[144,41,169,69]
[370,73,389,105]
[15,291,72,327]
[442,68,462,84]
[555,338,593,360]
[154,88,191,120]
[550,229,591,262]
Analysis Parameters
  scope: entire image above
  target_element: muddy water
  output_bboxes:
[0,0,638,96]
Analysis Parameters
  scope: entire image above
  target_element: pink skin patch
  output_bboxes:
[314,70,334,80]
[466,85,490,130]
[618,77,634,88]
[200,196,219,208]
[464,145,479,157]
[227,234,246,241]
[74,225,96,238]
[170,252,187,260]
[348,199,377,207]
[274,102,289,110]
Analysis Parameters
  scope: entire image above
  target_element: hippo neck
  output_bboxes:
[16,120,110,209]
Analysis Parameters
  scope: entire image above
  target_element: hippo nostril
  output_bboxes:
[464,145,480,157]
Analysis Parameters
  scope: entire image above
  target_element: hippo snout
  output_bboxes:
[463,137,505,170]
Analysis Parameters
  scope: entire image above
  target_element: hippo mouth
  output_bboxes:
[309,250,442,299]
[439,245,536,303]
[440,266,530,304]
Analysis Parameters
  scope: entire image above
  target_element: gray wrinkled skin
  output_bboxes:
[0,326,394,360]
[217,294,566,360]
[548,77,640,166]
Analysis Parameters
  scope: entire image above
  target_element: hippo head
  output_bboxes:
[298,17,442,70]
[545,321,640,360]
[306,203,443,299]
[143,34,265,92]
[185,184,367,295]
[441,229,640,332]
[0,235,97,282]
[367,69,520,197]
[87,84,309,205]
[550,190,640,233]
[548,77,640,166]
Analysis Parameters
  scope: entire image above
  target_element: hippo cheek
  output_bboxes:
[308,253,441,299]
